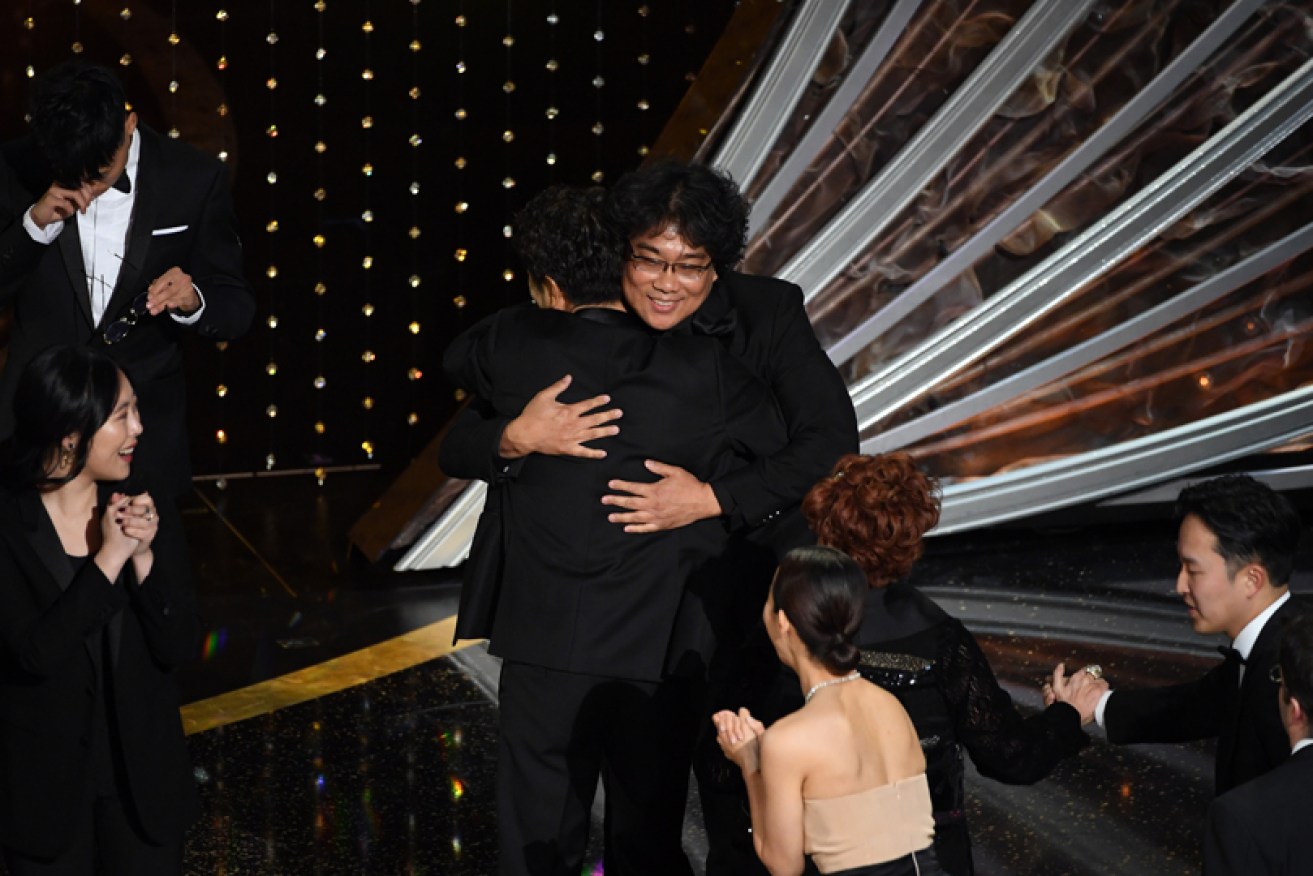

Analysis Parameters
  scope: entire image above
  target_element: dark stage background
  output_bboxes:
[0,1,738,482]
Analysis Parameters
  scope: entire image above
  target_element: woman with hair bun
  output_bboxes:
[802,453,1102,875]
[714,545,942,876]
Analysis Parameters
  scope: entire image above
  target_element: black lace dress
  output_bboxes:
[855,583,1089,875]
[698,581,1089,876]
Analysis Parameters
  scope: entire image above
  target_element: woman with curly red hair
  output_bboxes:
[801,453,1099,875]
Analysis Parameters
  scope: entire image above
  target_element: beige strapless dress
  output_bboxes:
[803,773,935,873]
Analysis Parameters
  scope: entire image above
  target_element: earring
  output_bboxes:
[59,445,74,469]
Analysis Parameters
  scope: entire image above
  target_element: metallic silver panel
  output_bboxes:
[828,0,1267,369]
[393,480,486,572]
[933,384,1313,534]
[854,56,1313,429]
[865,220,1313,452]
[745,0,923,234]
[780,0,1099,301]
[713,2,853,189]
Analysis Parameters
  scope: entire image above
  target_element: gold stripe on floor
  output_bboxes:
[180,616,470,735]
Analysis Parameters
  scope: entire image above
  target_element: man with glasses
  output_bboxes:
[442,161,857,874]
[0,60,254,496]
[1204,612,1313,874]
[443,184,789,876]
[1071,474,1308,794]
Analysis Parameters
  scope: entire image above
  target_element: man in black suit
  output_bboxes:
[1203,612,1313,874]
[442,185,790,876]
[1090,474,1306,794]
[442,164,857,874]
[0,60,254,496]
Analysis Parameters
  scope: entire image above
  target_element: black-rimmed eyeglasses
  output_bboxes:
[628,252,712,284]
[103,291,150,344]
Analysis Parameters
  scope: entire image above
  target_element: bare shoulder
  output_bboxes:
[761,710,831,768]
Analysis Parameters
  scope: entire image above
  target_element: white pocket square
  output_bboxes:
[152,225,189,236]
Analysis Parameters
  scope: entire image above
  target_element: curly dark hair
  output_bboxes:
[603,160,749,271]
[1175,474,1302,586]
[30,60,129,188]
[513,185,621,307]
[803,453,942,589]
[772,546,867,675]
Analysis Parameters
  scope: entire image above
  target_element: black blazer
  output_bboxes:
[440,272,858,530]
[0,483,200,858]
[1203,744,1313,875]
[443,304,787,682]
[1103,595,1307,794]
[0,125,255,493]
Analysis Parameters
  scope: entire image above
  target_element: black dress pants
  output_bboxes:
[497,661,699,876]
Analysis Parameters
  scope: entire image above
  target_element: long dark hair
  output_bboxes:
[2,345,125,491]
[772,546,867,674]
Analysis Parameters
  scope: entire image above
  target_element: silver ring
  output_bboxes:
[145,510,154,522]
[1082,664,1103,680]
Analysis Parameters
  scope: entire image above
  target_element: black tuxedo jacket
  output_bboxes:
[1203,744,1313,875]
[0,125,255,493]
[1104,595,1307,794]
[442,304,787,682]
[0,481,199,858]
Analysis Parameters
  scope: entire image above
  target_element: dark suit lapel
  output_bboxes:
[55,218,96,330]
[14,491,74,596]
[107,128,156,323]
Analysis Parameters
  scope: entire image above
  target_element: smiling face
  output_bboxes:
[621,224,717,331]
[1176,514,1254,640]
[80,370,142,482]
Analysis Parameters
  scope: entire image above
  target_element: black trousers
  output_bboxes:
[497,662,700,876]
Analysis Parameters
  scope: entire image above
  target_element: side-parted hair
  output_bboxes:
[772,546,867,675]
[513,185,621,307]
[2,345,125,491]
[803,453,941,589]
[1175,474,1302,586]
[603,160,749,273]
[1279,613,1313,738]
[29,59,129,189]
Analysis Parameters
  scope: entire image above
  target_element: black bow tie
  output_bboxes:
[110,171,131,194]
[1218,645,1247,666]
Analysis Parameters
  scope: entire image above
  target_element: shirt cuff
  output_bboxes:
[1094,689,1113,727]
[23,208,63,244]
[169,284,206,325]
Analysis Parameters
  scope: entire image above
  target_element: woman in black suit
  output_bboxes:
[0,345,198,874]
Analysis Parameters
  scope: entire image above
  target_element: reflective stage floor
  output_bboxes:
[32,470,1309,875]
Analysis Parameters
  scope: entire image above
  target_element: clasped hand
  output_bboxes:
[713,708,766,774]
[102,491,158,560]
[1040,662,1109,725]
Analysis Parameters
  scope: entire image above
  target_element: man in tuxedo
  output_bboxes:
[0,60,254,496]
[442,184,791,876]
[1091,474,1306,794]
[1203,611,1313,874]
[442,163,857,874]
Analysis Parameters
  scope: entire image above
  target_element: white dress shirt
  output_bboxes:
[22,129,205,327]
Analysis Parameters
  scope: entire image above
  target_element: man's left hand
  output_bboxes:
[146,266,200,316]
[603,460,722,533]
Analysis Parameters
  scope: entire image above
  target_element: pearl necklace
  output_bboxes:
[804,671,862,703]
